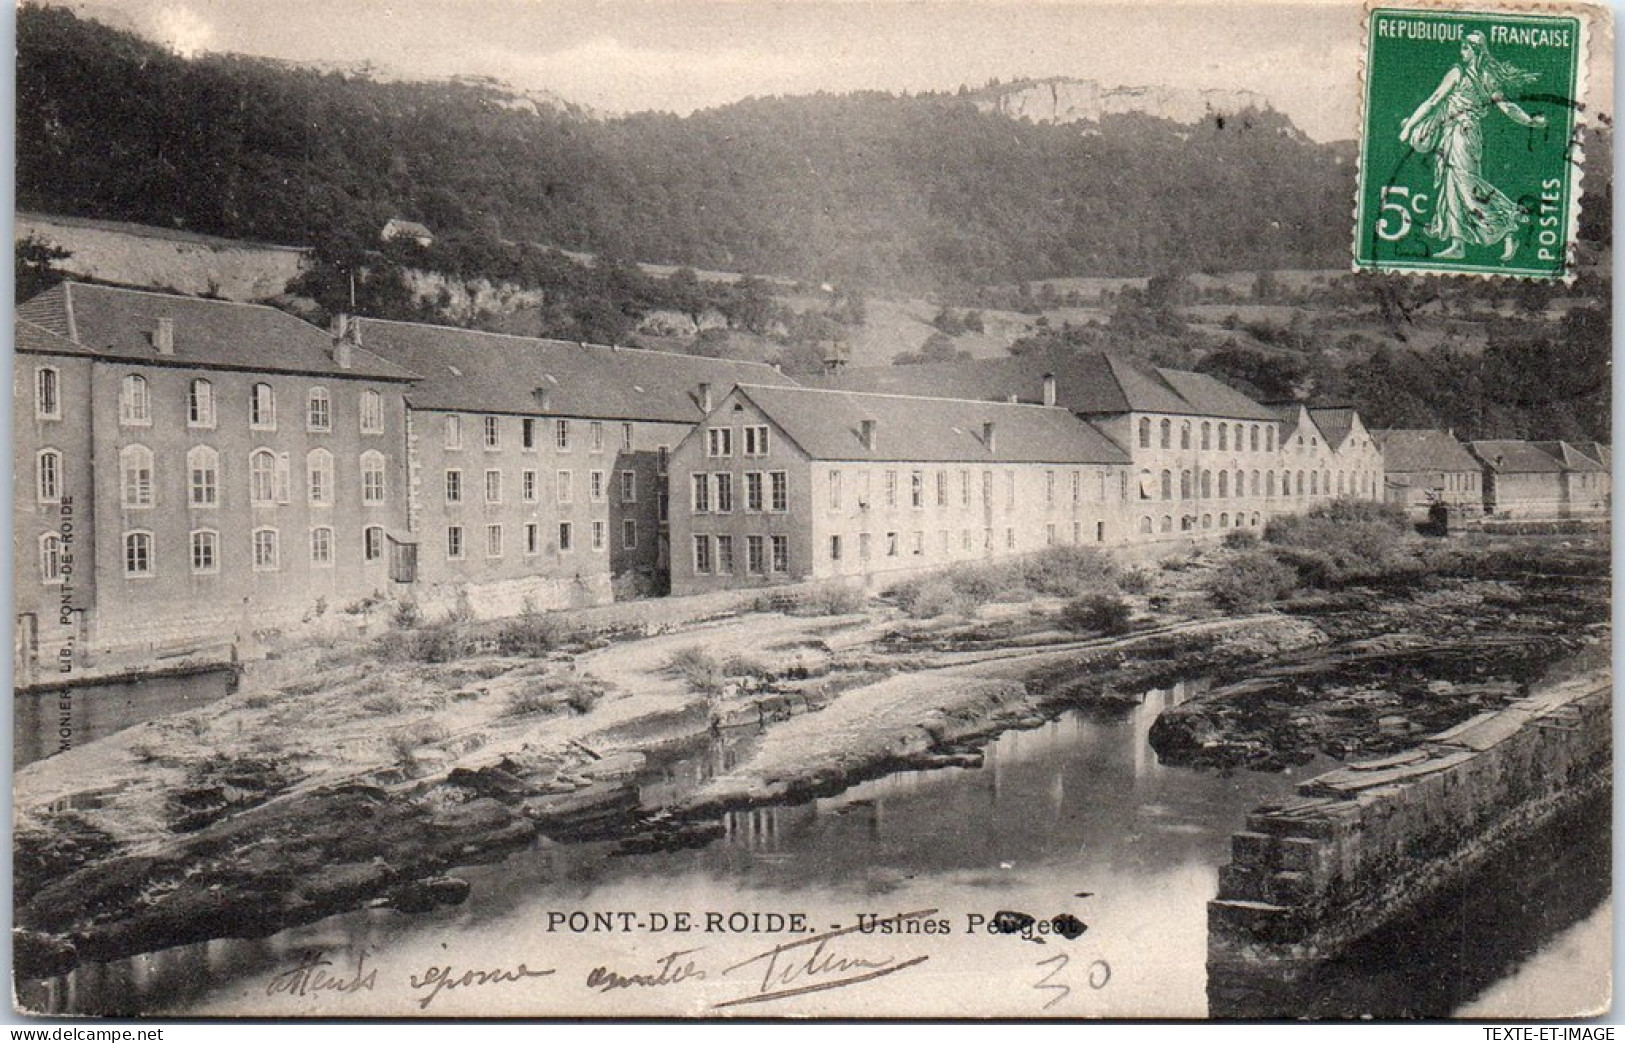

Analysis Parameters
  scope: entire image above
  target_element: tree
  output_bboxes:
[895,332,971,365]
[16,234,69,301]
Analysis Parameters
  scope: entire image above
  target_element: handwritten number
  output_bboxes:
[1033,953,1070,1010]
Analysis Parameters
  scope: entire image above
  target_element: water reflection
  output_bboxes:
[14,668,236,768]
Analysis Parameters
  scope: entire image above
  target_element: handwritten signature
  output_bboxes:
[712,909,935,1009]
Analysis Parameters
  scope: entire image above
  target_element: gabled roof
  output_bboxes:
[819,349,1278,421]
[729,384,1130,465]
[1529,441,1609,473]
[1267,402,1322,445]
[1576,442,1612,468]
[354,318,799,422]
[1307,407,1360,449]
[15,317,93,357]
[1373,429,1481,473]
[1468,440,1569,474]
[16,282,416,381]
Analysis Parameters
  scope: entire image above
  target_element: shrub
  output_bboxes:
[391,599,423,631]
[1262,501,1414,588]
[666,646,725,696]
[1021,546,1120,596]
[410,622,475,663]
[791,582,868,616]
[721,654,771,678]
[504,683,558,718]
[1221,529,1260,550]
[361,692,406,715]
[1058,593,1133,634]
[561,676,607,714]
[495,613,566,657]
[1207,551,1299,610]
[1118,569,1154,594]
[889,576,977,619]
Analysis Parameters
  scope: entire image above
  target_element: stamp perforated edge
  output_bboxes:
[1351,0,1607,281]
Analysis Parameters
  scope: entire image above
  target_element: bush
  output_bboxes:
[889,576,977,619]
[1058,593,1133,634]
[792,582,868,616]
[391,599,423,631]
[1020,546,1120,596]
[361,692,406,715]
[410,622,475,663]
[665,646,725,696]
[1119,569,1154,594]
[562,677,607,714]
[1221,529,1260,550]
[1262,501,1414,588]
[495,613,567,657]
[1207,551,1299,610]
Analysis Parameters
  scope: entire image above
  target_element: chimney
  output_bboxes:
[983,421,998,454]
[1042,372,1057,407]
[533,387,552,411]
[153,317,174,356]
[860,418,877,451]
[698,383,713,412]
[330,313,355,370]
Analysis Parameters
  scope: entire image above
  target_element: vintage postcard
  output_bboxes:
[10,0,1613,1021]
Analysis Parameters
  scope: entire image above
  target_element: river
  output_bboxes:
[17,678,1610,1018]
[13,668,237,769]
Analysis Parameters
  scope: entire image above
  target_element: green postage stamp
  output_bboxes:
[1355,4,1590,278]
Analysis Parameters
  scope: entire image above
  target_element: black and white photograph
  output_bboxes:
[8,0,1614,1020]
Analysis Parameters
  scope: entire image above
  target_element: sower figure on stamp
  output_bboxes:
[1399,30,1547,262]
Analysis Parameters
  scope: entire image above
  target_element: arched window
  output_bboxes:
[308,448,334,506]
[1220,512,1229,528]
[1160,515,1173,533]
[1200,470,1212,498]
[1160,469,1172,500]
[1252,513,1262,527]
[1139,516,1153,534]
[190,530,219,574]
[1309,471,1318,495]
[250,449,280,506]
[311,526,335,566]
[1337,471,1346,495]
[364,525,385,562]
[1235,470,1245,498]
[1218,470,1229,498]
[360,390,384,434]
[1201,422,1212,450]
[1251,470,1261,496]
[1296,470,1306,496]
[35,366,60,420]
[1218,423,1228,451]
[1180,422,1191,450]
[119,375,151,425]
[250,383,276,429]
[188,379,215,428]
[361,451,386,505]
[1323,471,1332,497]
[36,449,61,503]
[307,387,331,432]
[1267,427,1276,452]
[1267,470,1276,497]
[124,531,154,576]
[1138,417,1152,449]
[1159,419,1172,449]
[1250,425,1260,452]
[1180,470,1192,499]
[187,446,218,507]
[1139,469,1154,500]
[1201,514,1212,529]
[252,528,280,571]
[39,534,63,584]
[121,445,154,507]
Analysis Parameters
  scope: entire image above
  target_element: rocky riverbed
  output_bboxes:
[12,532,1609,982]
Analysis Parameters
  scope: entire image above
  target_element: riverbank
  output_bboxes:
[13,531,1609,982]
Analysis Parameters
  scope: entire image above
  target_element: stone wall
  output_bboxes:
[1209,675,1611,982]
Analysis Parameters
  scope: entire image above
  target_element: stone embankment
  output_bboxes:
[1207,672,1611,1009]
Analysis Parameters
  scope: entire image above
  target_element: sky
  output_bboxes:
[48,0,1614,143]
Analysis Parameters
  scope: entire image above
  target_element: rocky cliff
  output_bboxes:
[974,78,1273,127]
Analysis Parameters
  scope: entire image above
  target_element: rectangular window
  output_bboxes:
[557,470,573,504]
[364,526,384,562]
[746,535,766,574]
[447,526,464,559]
[911,471,924,508]
[525,523,540,555]
[716,534,735,574]
[622,423,634,451]
[1073,471,1082,505]
[125,531,154,576]
[937,471,948,507]
[745,472,765,512]
[657,447,670,476]
[693,535,712,574]
[555,419,571,451]
[444,415,462,449]
[445,470,462,504]
[912,531,924,556]
[35,367,60,420]
[830,534,842,561]
[522,418,536,450]
[714,473,734,513]
[485,469,503,504]
[590,470,605,502]
[744,425,769,456]
[590,421,604,453]
[558,521,573,552]
[592,520,605,551]
[523,470,538,503]
[188,380,214,428]
[1046,523,1057,546]
[708,428,733,458]
[360,390,384,434]
[859,532,871,559]
[1006,527,1016,549]
[830,471,843,510]
[1007,472,1016,508]
[620,470,637,503]
[962,470,971,506]
[982,471,993,505]
[191,531,218,574]
[1046,471,1056,506]
[692,473,711,512]
[771,535,788,572]
[886,531,899,557]
[121,376,153,426]
[486,524,503,558]
[362,454,386,505]
[770,471,788,513]
[622,519,638,550]
[484,415,501,450]
[308,390,331,432]
[885,471,897,507]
